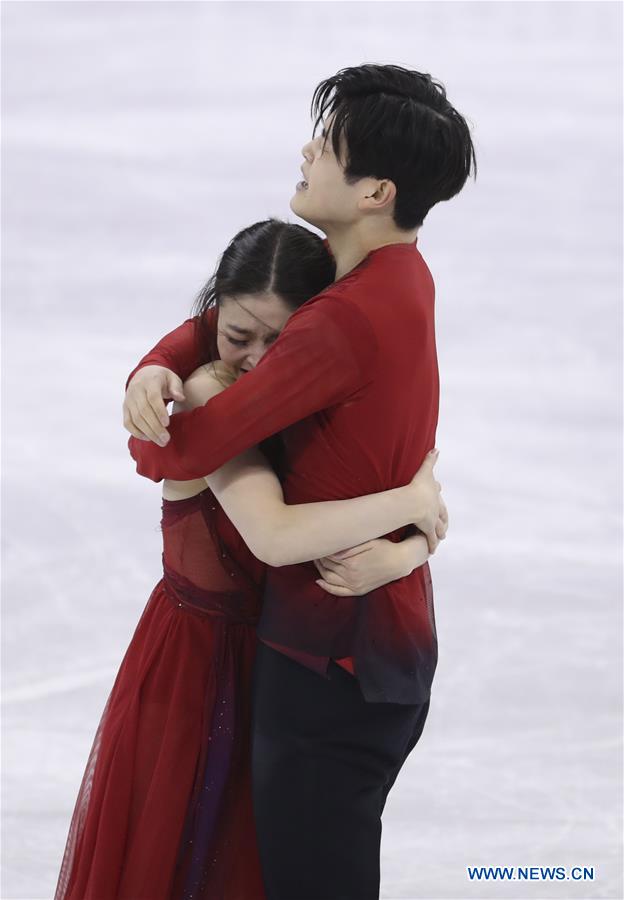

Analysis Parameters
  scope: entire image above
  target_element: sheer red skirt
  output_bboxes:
[55,491,266,900]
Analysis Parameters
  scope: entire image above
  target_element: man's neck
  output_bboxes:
[325,222,420,281]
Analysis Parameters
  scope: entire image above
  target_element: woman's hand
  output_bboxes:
[123,365,185,445]
[408,449,444,553]
[433,493,449,545]
[313,536,430,597]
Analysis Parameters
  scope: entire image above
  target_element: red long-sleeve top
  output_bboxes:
[129,241,439,704]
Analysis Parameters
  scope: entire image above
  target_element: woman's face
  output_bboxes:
[216,292,294,376]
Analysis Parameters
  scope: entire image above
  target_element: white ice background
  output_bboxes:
[1,2,622,898]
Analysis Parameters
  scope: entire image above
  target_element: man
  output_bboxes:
[124,64,476,899]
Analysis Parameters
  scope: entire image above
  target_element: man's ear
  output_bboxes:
[358,179,397,213]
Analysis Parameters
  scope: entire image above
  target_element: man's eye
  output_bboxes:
[227,337,248,347]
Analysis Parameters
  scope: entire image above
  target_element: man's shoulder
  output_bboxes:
[285,285,375,334]
[277,291,378,377]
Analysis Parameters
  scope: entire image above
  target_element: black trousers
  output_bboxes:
[251,643,430,900]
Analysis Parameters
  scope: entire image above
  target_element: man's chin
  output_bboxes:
[289,194,320,228]
[289,192,304,215]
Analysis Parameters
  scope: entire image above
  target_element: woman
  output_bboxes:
[55,220,442,900]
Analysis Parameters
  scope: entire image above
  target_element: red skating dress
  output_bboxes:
[55,487,266,900]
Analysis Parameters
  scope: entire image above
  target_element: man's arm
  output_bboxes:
[166,363,442,565]
[125,317,204,390]
[128,296,378,482]
[176,365,443,564]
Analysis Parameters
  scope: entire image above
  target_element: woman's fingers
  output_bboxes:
[314,557,343,578]
[425,529,439,554]
[328,541,376,561]
[438,496,449,539]
[314,559,348,586]
[315,579,356,596]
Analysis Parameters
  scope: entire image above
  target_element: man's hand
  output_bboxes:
[123,365,185,445]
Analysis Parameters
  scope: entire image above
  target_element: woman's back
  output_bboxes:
[161,487,266,624]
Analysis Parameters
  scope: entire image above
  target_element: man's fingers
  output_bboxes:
[123,407,147,440]
[129,391,171,443]
[130,404,169,445]
[124,419,150,441]
[135,412,166,445]
[126,395,161,439]
[145,389,171,430]
[166,374,186,403]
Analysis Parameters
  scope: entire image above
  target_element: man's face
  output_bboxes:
[290,118,363,231]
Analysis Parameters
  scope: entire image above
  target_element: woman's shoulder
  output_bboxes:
[177,362,237,411]
[186,360,237,387]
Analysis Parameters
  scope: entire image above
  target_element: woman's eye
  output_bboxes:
[227,336,248,348]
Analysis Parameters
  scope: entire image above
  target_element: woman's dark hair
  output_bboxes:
[191,219,335,364]
[311,63,477,229]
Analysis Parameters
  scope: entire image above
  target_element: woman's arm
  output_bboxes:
[313,502,448,595]
[177,366,441,567]
[313,533,433,596]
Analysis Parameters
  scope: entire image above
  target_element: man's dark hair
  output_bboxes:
[192,219,335,364]
[312,63,477,229]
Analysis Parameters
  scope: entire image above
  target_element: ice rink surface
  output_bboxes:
[2,2,622,898]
